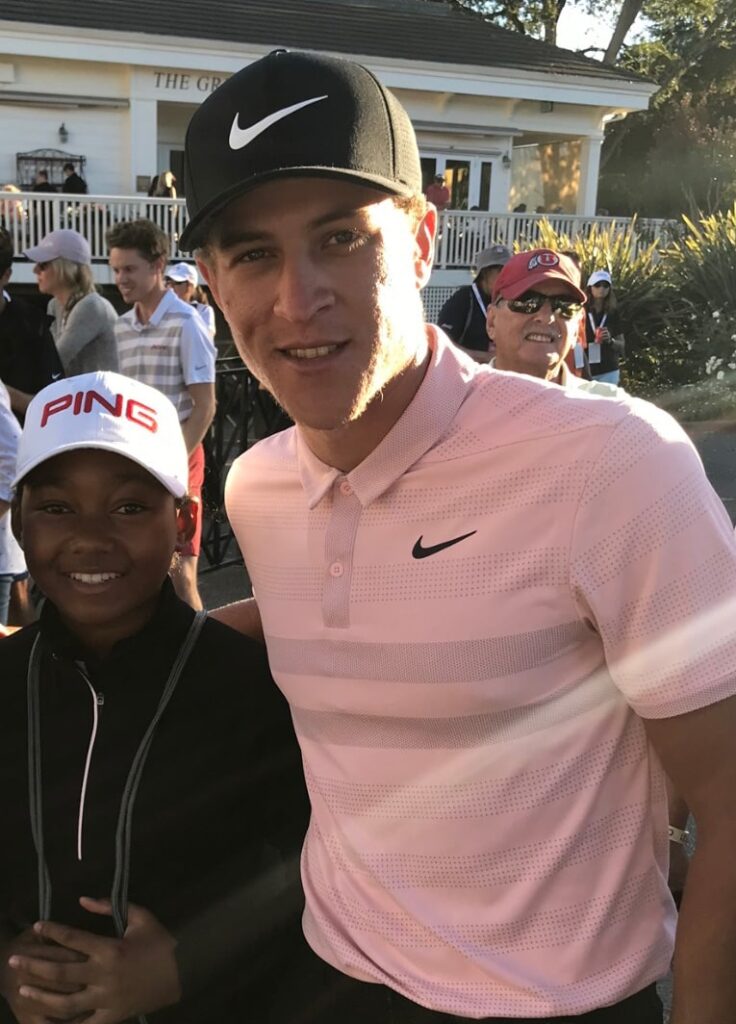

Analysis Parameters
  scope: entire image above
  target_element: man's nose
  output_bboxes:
[273,255,333,323]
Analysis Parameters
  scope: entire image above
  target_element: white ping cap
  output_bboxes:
[14,371,189,498]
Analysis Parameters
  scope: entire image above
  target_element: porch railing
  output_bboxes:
[2,191,676,267]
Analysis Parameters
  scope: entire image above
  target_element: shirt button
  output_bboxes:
[329,561,344,578]
[339,480,353,497]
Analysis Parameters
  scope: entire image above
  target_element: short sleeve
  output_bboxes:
[570,398,736,719]
[179,313,217,386]
[0,384,20,501]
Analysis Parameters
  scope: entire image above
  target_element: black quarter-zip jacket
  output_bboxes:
[0,582,309,1022]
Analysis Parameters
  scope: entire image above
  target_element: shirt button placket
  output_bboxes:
[323,477,360,628]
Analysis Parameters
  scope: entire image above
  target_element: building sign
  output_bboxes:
[153,71,230,93]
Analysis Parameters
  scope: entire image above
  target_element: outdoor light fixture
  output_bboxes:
[502,153,512,169]
[58,122,69,144]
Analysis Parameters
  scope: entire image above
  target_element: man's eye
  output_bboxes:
[234,247,269,264]
[326,229,365,249]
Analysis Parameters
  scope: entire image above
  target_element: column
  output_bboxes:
[128,98,158,194]
[576,134,603,216]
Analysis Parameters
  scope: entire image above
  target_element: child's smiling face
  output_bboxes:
[16,449,184,656]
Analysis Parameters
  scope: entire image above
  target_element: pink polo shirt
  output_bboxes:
[227,329,736,1018]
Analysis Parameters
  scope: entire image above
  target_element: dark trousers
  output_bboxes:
[271,945,663,1024]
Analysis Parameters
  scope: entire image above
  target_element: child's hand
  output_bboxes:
[1,926,85,1023]
[7,899,181,1024]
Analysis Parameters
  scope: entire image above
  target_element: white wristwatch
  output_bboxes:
[668,825,690,845]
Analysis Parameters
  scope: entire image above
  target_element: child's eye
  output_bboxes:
[115,502,146,515]
[39,502,70,515]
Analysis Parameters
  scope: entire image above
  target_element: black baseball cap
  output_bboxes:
[180,50,422,250]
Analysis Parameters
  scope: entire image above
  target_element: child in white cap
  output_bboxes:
[0,372,306,1024]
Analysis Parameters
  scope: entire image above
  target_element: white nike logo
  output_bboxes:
[51,372,62,380]
[228,95,328,151]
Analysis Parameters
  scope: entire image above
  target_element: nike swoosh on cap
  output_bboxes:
[229,95,329,151]
[412,531,477,560]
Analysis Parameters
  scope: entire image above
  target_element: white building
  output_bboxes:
[0,0,655,216]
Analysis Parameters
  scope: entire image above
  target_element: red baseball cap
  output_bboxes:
[492,249,587,303]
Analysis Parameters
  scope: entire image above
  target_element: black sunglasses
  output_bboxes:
[591,281,611,290]
[502,291,583,320]
[35,260,54,271]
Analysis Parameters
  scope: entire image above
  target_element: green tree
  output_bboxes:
[599,0,736,216]
[443,0,588,45]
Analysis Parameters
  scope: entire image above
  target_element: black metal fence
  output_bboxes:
[200,356,291,571]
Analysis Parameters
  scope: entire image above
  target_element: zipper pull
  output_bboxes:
[96,693,105,706]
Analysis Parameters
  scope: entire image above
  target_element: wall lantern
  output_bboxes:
[502,153,512,169]
[58,123,69,144]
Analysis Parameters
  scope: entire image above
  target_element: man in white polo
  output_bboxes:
[107,219,216,610]
[184,50,736,1024]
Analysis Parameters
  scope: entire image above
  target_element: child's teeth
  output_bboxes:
[70,572,120,583]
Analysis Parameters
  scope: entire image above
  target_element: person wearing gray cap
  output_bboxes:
[437,243,511,361]
[24,229,118,377]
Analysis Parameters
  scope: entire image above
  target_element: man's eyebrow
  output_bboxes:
[216,205,372,250]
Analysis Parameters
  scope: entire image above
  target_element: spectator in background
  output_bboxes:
[62,162,88,195]
[0,227,63,420]
[487,249,615,395]
[107,219,216,610]
[0,185,25,229]
[425,173,450,211]
[437,243,511,363]
[585,269,625,385]
[24,229,118,376]
[0,379,25,626]
[154,170,177,198]
[512,201,527,212]
[165,262,216,339]
[31,169,55,194]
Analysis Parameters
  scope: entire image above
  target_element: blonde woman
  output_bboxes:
[23,230,118,375]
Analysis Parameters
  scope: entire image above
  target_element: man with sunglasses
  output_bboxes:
[487,249,618,395]
[186,51,736,1024]
[486,250,588,383]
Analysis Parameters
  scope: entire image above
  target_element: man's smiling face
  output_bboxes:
[198,177,434,435]
[487,279,583,381]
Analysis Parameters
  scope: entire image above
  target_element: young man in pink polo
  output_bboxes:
[184,50,736,1024]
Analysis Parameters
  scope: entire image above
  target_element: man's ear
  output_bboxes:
[413,205,437,290]
[196,253,220,307]
[486,301,498,337]
[175,497,198,550]
[10,497,23,548]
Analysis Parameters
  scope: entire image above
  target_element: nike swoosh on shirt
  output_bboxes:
[51,372,62,380]
[194,364,207,371]
[229,95,329,151]
[412,531,477,559]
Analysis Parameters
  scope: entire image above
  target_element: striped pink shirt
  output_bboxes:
[227,329,736,1018]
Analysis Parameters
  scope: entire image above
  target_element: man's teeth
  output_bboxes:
[527,334,558,342]
[69,572,121,584]
[287,344,340,359]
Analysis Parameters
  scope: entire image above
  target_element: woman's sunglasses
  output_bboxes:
[35,260,55,271]
[502,291,583,320]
